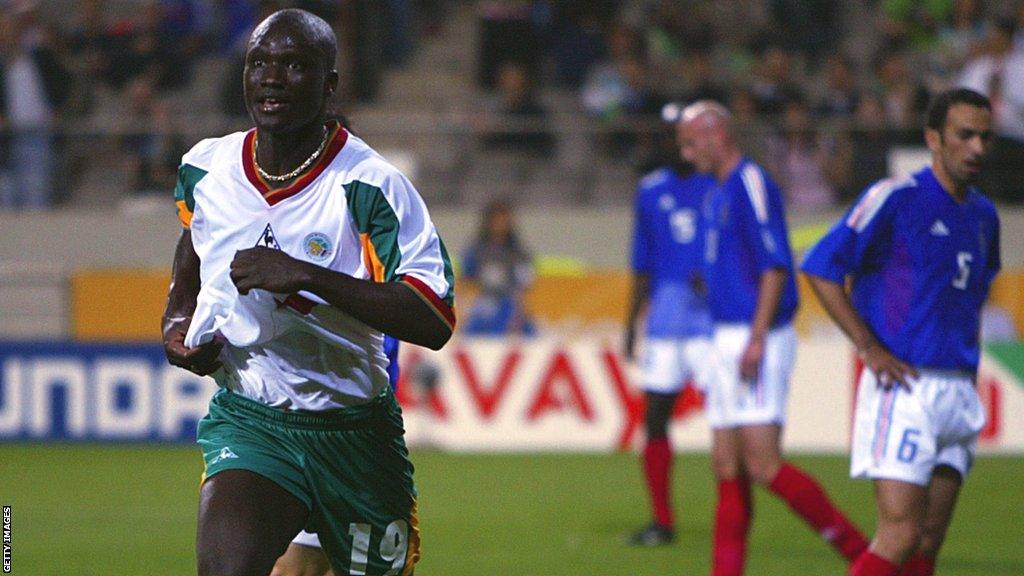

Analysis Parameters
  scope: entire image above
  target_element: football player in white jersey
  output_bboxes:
[162,9,454,576]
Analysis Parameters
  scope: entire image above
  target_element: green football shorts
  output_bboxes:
[197,387,419,575]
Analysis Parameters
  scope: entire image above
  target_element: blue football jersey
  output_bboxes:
[702,159,799,325]
[384,335,400,390]
[631,168,715,338]
[801,166,1001,372]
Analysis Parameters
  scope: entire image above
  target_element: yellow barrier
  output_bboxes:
[71,269,1024,341]
[71,270,171,341]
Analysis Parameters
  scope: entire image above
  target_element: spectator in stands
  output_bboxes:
[958,17,1024,202]
[550,1,613,89]
[461,200,537,336]
[118,77,184,196]
[671,48,728,107]
[871,44,930,129]
[815,53,861,118]
[67,0,119,115]
[932,0,988,80]
[766,96,842,212]
[102,0,203,92]
[0,3,70,210]
[582,23,660,156]
[747,40,800,116]
[476,0,546,90]
[478,61,555,157]
[769,0,841,68]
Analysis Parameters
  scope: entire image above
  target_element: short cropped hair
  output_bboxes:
[926,88,991,132]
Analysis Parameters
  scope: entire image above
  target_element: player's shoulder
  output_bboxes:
[337,134,409,189]
[180,131,247,170]
[637,167,674,193]
[733,160,778,192]
[845,174,917,230]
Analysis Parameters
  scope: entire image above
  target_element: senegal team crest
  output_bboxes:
[303,232,333,262]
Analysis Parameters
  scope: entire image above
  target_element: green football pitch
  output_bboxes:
[2,445,1021,575]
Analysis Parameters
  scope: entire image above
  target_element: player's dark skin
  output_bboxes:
[162,10,449,576]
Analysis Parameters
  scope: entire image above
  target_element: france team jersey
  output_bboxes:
[801,166,1001,372]
[631,167,715,338]
[703,159,798,325]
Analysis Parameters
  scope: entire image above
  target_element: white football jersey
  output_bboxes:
[174,122,455,410]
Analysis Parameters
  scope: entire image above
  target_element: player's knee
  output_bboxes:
[878,519,923,557]
[740,451,780,485]
[711,450,741,479]
[917,525,948,557]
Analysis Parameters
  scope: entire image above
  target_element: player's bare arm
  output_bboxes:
[804,274,918,389]
[740,268,786,381]
[230,245,453,350]
[162,229,223,375]
[624,273,650,361]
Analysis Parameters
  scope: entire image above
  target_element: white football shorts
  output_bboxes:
[704,323,796,429]
[640,336,714,394]
[851,368,985,486]
[291,529,322,548]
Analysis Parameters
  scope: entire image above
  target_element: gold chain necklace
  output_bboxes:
[254,126,330,183]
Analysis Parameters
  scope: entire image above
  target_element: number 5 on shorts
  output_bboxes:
[897,428,921,463]
[348,521,410,575]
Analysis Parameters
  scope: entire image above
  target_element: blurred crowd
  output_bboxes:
[476,0,1024,208]
[0,0,437,209]
[1,0,1023,210]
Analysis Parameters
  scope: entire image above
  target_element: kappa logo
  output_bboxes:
[209,447,239,465]
[257,223,281,249]
[930,220,950,236]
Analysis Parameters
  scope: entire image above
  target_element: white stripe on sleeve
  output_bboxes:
[740,165,769,224]
[845,177,913,232]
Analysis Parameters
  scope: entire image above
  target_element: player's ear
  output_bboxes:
[924,126,942,153]
[325,69,339,97]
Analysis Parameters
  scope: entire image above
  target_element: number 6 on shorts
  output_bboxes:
[897,428,921,463]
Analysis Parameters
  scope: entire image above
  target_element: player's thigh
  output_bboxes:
[641,338,689,394]
[918,466,963,554]
[706,324,793,429]
[850,370,938,486]
[304,397,420,575]
[873,478,928,528]
[681,336,714,391]
[272,542,334,576]
[198,469,309,576]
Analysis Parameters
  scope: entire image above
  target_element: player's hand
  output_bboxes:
[861,342,918,391]
[163,327,223,376]
[624,327,637,362]
[740,333,765,383]
[230,246,307,295]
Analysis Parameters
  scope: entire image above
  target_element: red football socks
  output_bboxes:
[850,550,900,576]
[712,477,752,576]
[897,555,935,576]
[643,437,673,528]
[768,463,869,560]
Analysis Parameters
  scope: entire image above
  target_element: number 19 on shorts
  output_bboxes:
[348,520,409,575]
